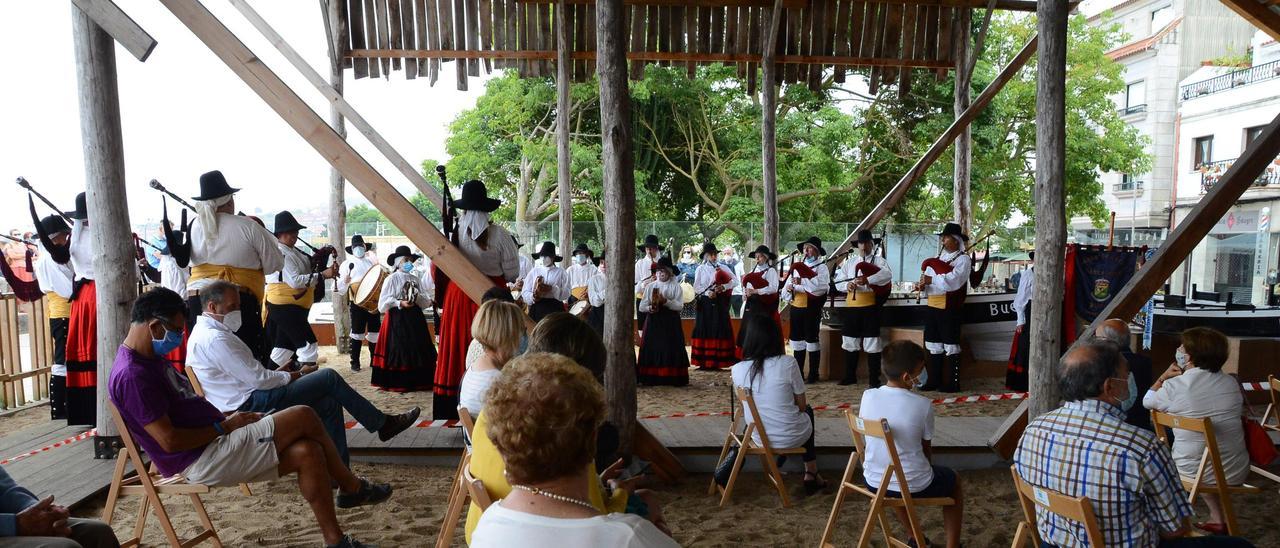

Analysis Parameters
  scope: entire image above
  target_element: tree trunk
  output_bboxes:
[953,9,972,234]
[597,0,637,454]
[323,0,350,353]
[1029,0,1068,419]
[557,0,573,258]
[761,0,783,252]
[73,6,133,452]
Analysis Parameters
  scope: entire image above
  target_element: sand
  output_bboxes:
[3,347,1275,546]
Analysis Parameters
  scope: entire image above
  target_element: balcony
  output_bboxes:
[1120,104,1146,116]
[1180,59,1280,100]
[1113,180,1144,192]
[1199,157,1280,193]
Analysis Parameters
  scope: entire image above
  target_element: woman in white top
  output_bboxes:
[1142,327,1248,534]
[726,314,826,494]
[459,300,524,416]
[471,353,678,548]
[370,246,435,392]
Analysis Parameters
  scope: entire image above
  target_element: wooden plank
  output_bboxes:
[454,0,469,86]
[478,0,492,71]
[467,0,481,75]
[348,48,955,68]
[710,5,725,53]
[436,0,454,75]
[656,5,669,67]
[736,6,750,78]
[827,34,1039,260]
[867,0,887,93]
[157,0,509,305]
[937,5,953,79]
[881,3,902,86]
[585,3,597,77]
[516,0,1036,9]
[800,0,816,88]
[401,0,418,78]
[683,5,695,77]
[629,5,645,78]
[376,0,393,75]
[724,5,738,57]
[69,0,157,62]
[0,421,72,454]
[540,2,554,75]
[426,0,441,82]
[349,0,369,77]
[898,3,917,94]
[338,0,352,69]
[492,0,506,69]
[413,0,430,77]
[924,4,939,62]
[386,0,403,71]
[364,0,380,78]
[1218,0,1280,42]
[833,0,851,81]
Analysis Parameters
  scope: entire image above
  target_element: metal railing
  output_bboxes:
[1199,157,1280,192]
[0,294,53,410]
[1180,59,1280,100]
[1120,104,1146,116]
[1113,180,1144,192]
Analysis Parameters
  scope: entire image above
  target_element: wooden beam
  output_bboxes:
[155,0,497,304]
[557,0,574,258]
[953,8,971,234]
[70,0,157,62]
[828,34,1038,260]
[515,0,1038,10]
[348,48,954,68]
[761,0,783,252]
[227,0,445,210]
[1218,0,1280,43]
[321,0,351,354]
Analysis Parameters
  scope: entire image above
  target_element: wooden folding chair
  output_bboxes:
[1263,375,1280,433]
[102,403,222,548]
[1008,465,1104,547]
[818,410,955,548]
[1151,409,1280,536]
[435,407,478,548]
[183,366,253,497]
[708,387,805,508]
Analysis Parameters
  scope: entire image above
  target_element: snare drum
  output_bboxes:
[569,300,591,318]
[351,266,389,312]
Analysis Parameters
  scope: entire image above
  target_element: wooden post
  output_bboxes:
[761,0,783,252]
[1028,0,1068,419]
[557,0,573,257]
[72,5,134,451]
[322,0,350,353]
[597,0,637,454]
[953,8,972,234]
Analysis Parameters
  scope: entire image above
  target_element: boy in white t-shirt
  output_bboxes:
[858,340,965,548]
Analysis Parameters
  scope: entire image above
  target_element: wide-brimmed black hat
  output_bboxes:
[854,229,880,245]
[1028,250,1035,261]
[796,236,826,255]
[937,222,969,242]
[66,192,88,221]
[272,211,306,235]
[572,243,594,257]
[345,234,367,254]
[532,241,563,262]
[194,170,240,201]
[652,255,677,274]
[40,215,70,236]
[386,245,420,265]
[751,245,777,261]
[637,234,664,252]
[451,180,501,212]
[700,242,719,258]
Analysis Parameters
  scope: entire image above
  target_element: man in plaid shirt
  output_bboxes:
[1014,340,1251,547]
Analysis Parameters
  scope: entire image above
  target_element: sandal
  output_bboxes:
[803,472,828,495]
[336,478,393,509]
[1194,522,1228,535]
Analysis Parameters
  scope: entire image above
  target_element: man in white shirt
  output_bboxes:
[522,242,571,323]
[264,211,336,370]
[839,230,893,387]
[917,223,972,393]
[32,215,74,420]
[565,243,598,308]
[1007,252,1034,391]
[187,281,420,465]
[784,236,830,383]
[634,234,664,334]
[336,235,379,372]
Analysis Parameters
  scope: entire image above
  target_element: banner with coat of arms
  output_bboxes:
[1062,244,1142,344]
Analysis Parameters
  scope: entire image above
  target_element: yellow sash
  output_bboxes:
[792,291,809,308]
[189,264,266,304]
[46,292,71,319]
[847,290,876,308]
[927,294,947,310]
[265,282,315,308]
[571,286,589,301]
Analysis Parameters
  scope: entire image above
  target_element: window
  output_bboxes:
[1116,173,1142,192]
[1244,126,1265,150]
[1151,5,1175,31]
[1123,81,1146,114]
[1194,136,1214,169]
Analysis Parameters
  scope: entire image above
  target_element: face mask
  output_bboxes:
[914,367,928,389]
[541,256,554,267]
[577,255,589,265]
[1119,373,1138,412]
[682,253,692,259]
[352,246,366,258]
[401,262,414,273]
[151,323,183,355]
[211,309,244,332]
[1175,348,1190,367]
[805,256,819,265]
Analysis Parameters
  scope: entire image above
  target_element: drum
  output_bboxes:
[680,282,696,304]
[569,300,591,318]
[352,266,389,312]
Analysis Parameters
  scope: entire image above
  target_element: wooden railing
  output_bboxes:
[0,294,53,410]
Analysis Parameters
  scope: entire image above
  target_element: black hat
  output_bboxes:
[751,245,777,261]
[700,242,719,258]
[386,245,420,266]
[1028,250,1035,261]
[637,234,664,252]
[67,193,88,221]
[937,222,969,242]
[652,255,677,274]
[345,234,367,254]
[272,211,306,235]
[855,229,879,245]
[194,170,240,201]
[532,241,563,262]
[451,180,501,212]
[796,236,826,256]
[40,215,70,236]
[572,243,594,257]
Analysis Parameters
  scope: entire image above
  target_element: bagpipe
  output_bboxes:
[0,231,42,303]
[785,260,820,308]
[432,165,458,310]
[19,177,70,265]
[742,269,779,308]
[918,256,965,309]
[697,266,735,298]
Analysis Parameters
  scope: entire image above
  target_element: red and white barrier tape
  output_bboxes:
[343,419,459,430]
[0,429,95,466]
[640,391,1031,419]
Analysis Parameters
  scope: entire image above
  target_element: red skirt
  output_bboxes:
[65,280,97,426]
[434,276,505,412]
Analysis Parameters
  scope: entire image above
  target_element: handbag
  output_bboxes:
[1242,416,1278,466]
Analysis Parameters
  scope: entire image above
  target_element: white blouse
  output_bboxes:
[268,243,315,290]
[1142,367,1248,485]
[337,255,376,294]
[158,255,189,297]
[638,279,683,312]
[34,243,74,299]
[188,213,284,292]
[458,224,520,282]
[587,272,607,307]
[69,220,94,281]
[521,265,571,305]
[744,265,779,296]
[567,262,598,289]
[378,270,433,313]
[459,367,501,415]
[693,262,739,295]
[782,260,829,301]
[839,253,893,293]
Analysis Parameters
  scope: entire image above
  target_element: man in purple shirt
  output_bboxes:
[108,288,390,548]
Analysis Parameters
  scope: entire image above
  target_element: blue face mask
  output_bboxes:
[352,246,366,258]
[1119,373,1138,412]
[151,323,183,356]
[401,263,414,273]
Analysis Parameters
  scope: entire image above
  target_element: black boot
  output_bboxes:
[920,353,943,391]
[793,349,807,373]
[349,339,363,372]
[839,350,860,386]
[866,352,882,389]
[942,354,962,393]
[806,351,821,383]
[49,375,66,420]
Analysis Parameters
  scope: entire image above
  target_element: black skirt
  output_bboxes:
[529,298,566,323]
[690,294,737,369]
[371,306,436,392]
[265,303,317,352]
[637,308,689,386]
[588,305,605,334]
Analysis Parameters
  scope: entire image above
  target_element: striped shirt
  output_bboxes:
[1014,400,1191,548]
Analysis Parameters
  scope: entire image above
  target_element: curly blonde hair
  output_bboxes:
[470,300,525,364]
[484,352,605,485]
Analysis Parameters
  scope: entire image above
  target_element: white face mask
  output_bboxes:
[1175,348,1190,367]
[211,309,243,332]
[576,255,589,265]
[542,256,554,267]
[352,246,366,258]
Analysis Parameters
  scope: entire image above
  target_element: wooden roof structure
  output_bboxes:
[334,0,1038,94]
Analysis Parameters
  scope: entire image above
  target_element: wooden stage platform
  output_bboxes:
[0,422,137,511]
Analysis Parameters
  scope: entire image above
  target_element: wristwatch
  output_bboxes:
[212,421,225,435]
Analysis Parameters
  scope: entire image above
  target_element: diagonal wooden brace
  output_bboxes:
[71,0,157,62]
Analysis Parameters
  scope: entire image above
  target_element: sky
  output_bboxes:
[0,1,490,230]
